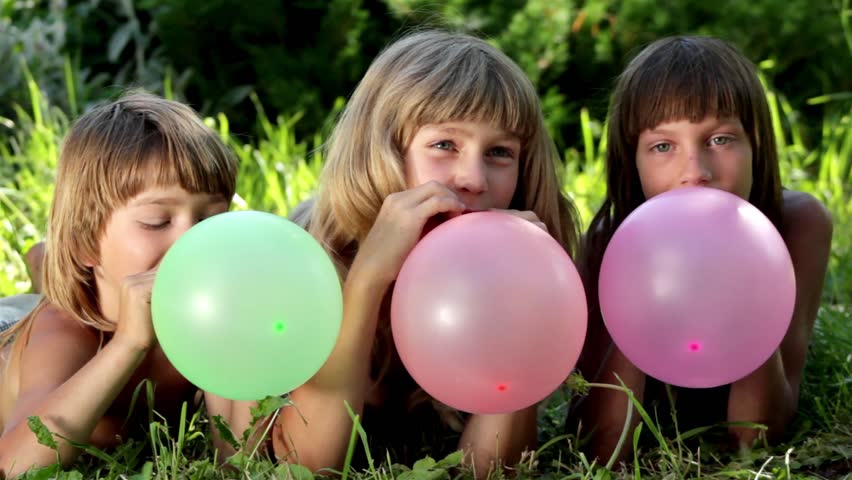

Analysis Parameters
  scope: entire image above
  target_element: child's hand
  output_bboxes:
[351,181,466,288]
[489,209,548,233]
[113,268,158,352]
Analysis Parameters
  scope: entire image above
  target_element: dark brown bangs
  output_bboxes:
[619,37,756,142]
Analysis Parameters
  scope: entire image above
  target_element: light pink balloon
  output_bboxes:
[599,187,795,388]
[391,212,587,414]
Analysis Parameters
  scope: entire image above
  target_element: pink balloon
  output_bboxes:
[391,212,587,414]
[599,187,796,388]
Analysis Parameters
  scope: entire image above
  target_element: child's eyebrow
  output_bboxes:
[432,126,520,143]
[132,196,181,206]
[642,127,677,137]
[434,126,471,137]
[131,194,229,207]
[715,119,745,129]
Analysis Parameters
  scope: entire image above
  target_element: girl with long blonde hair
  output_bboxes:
[273,30,582,476]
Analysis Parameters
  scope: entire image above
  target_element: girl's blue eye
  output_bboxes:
[488,146,515,158]
[653,143,672,153]
[432,140,454,150]
[711,136,732,146]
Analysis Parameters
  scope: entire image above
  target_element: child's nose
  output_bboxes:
[680,151,712,186]
[452,153,487,194]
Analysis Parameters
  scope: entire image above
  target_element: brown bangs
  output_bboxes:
[76,96,238,215]
[617,37,758,146]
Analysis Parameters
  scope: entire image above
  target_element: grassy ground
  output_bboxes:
[0,75,850,478]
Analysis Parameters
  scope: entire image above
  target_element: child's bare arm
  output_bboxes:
[574,345,645,464]
[1,267,158,475]
[458,405,537,478]
[728,190,832,445]
[0,308,146,476]
[272,270,383,469]
[777,191,832,396]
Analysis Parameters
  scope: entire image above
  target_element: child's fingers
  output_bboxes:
[416,194,467,219]
[383,180,442,207]
[380,182,464,226]
[379,181,452,219]
[409,180,460,205]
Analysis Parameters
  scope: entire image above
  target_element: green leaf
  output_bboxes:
[341,401,360,480]
[124,379,152,426]
[413,456,436,470]
[187,459,218,479]
[275,463,315,480]
[127,461,154,480]
[436,450,463,468]
[211,414,240,451]
[22,463,61,480]
[344,401,377,476]
[27,415,57,450]
[176,400,188,457]
[245,395,292,443]
[250,395,292,422]
[676,424,717,442]
[107,22,135,63]
[53,433,116,464]
[397,469,448,480]
[227,451,250,470]
[632,423,643,480]
[592,467,612,480]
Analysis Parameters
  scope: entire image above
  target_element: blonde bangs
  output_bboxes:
[395,50,540,147]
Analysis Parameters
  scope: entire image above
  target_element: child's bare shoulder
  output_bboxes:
[782,190,833,232]
[781,190,833,247]
[27,303,101,356]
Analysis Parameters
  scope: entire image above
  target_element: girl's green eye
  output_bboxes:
[653,143,672,153]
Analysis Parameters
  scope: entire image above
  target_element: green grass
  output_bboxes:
[1,71,850,478]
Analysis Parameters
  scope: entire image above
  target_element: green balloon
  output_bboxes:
[151,211,342,400]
